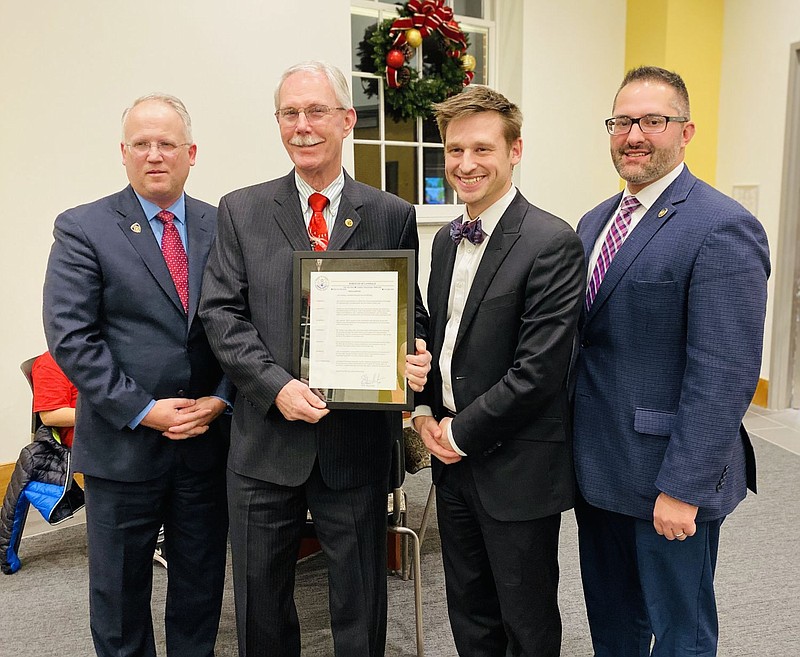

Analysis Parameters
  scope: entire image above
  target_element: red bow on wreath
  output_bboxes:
[385,0,473,89]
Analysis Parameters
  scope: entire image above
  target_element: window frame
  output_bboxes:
[350,0,496,220]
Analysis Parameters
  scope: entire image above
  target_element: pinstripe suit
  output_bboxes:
[199,170,428,657]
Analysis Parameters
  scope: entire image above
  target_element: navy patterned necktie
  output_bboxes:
[450,217,485,245]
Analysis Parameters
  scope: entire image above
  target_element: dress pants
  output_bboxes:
[436,459,563,657]
[227,461,388,657]
[575,496,722,657]
[83,456,228,657]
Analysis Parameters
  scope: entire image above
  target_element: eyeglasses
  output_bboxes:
[605,114,689,135]
[126,141,191,155]
[275,105,347,126]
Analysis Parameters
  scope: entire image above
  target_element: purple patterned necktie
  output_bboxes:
[156,210,189,313]
[586,195,640,310]
[450,217,484,245]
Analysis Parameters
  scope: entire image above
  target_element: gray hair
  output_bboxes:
[121,93,193,142]
[274,61,353,111]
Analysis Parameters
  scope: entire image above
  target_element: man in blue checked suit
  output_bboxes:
[573,66,770,656]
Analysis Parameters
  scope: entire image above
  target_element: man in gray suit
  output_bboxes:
[199,61,431,657]
[43,94,230,657]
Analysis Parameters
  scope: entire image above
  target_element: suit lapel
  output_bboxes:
[430,225,459,359]
[116,187,186,316]
[328,176,362,251]
[185,195,212,324]
[586,169,696,322]
[455,193,523,350]
[273,173,314,251]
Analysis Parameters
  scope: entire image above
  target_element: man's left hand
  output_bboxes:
[653,492,698,541]
[165,396,227,440]
[405,338,432,392]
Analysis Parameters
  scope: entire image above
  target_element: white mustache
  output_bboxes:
[290,135,324,147]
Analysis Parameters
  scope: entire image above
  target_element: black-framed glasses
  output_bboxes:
[605,114,689,135]
[275,105,347,126]
[126,141,191,156]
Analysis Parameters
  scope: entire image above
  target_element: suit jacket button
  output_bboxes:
[581,339,590,347]
[177,389,186,397]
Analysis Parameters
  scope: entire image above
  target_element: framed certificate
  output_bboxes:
[292,250,416,410]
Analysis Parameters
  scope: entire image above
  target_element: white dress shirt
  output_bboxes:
[586,163,684,283]
[294,170,345,239]
[414,184,518,455]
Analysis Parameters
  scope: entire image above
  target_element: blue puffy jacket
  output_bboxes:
[0,425,85,574]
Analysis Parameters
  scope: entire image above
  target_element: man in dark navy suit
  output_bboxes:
[573,66,770,656]
[44,94,230,657]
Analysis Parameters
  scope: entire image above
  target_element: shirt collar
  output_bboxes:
[625,162,684,210]
[462,184,518,237]
[295,170,345,213]
[136,192,187,225]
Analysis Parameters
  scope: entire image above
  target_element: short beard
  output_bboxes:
[612,141,681,187]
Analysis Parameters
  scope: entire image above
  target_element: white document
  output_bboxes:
[308,270,399,390]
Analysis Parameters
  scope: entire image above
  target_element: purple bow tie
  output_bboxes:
[450,217,485,245]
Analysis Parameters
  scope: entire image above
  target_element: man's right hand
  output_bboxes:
[275,379,329,423]
[141,398,212,439]
[413,415,461,464]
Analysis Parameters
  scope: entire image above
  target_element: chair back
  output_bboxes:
[20,357,42,436]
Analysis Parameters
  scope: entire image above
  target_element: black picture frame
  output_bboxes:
[292,249,415,411]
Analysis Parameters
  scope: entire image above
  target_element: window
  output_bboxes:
[351,0,494,206]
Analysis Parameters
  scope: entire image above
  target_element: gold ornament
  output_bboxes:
[461,54,476,72]
[405,28,423,48]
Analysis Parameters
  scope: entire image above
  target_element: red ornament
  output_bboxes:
[386,49,405,69]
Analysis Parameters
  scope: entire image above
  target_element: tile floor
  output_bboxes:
[744,404,800,456]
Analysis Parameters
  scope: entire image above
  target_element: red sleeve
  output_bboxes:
[32,352,78,412]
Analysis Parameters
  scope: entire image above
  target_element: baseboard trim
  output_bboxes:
[0,462,12,500]
[753,378,769,407]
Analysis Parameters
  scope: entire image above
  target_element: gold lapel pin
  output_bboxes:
[130,222,142,233]
[658,208,668,218]
[344,218,354,228]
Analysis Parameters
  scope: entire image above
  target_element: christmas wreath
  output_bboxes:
[357,0,474,122]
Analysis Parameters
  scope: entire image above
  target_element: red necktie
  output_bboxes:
[586,195,640,310]
[308,193,329,251]
[156,210,189,312]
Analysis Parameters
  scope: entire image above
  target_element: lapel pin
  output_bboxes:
[658,208,668,218]
[130,222,142,233]
[344,218,354,228]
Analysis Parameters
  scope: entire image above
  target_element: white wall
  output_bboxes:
[0,1,350,463]
[517,1,626,227]
[717,0,800,381]
[0,0,625,463]
[416,0,626,291]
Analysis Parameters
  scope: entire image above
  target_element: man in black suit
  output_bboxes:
[413,85,585,657]
[199,61,431,657]
[43,94,230,657]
